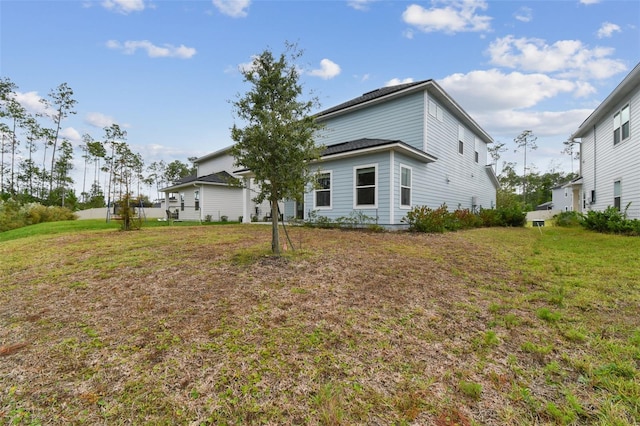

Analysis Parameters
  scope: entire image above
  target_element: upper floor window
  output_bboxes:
[354,165,377,208]
[400,165,412,208]
[613,104,630,145]
[474,137,480,163]
[314,171,332,209]
[458,125,464,155]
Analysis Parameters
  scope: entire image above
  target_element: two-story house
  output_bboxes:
[568,62,640,219]
[281,79,499,226]
[161,146,271,222]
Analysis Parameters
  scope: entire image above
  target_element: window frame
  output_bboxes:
[314,170,332,210]
[613,104,630,145]
[353,164,378,209]
[399,164,412,209]
[614,180,621,211]
[458,125,465,155]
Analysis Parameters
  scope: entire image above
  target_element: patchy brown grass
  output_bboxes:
[1,224,639,425]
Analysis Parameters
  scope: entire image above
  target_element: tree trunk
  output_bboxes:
[270,198,280,255]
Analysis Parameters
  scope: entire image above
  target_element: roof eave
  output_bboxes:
[317,143,437,163]
[571,62,640,139]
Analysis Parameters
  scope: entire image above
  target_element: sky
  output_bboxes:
[1,0,639,197]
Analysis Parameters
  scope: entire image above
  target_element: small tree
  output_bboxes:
[230,43,323,254]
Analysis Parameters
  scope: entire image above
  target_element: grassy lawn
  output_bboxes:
[1,223,639,425]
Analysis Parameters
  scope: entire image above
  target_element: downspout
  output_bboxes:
[593,125,596,206]
[390,150,395,225]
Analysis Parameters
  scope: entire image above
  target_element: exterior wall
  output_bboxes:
[197,152,237,176]
[308,88,496,225]
[317,91,425,150]
[201,185,244,221]
[423,95,496,211]
[305,152,391,224]
[552,187,573,212]
[579,84,640,218]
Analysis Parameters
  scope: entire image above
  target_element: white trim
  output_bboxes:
[313,170,333,210]
[353,163,378,209]
[390,151,395,224]
[399,163,412,209]
[319,142,436,163]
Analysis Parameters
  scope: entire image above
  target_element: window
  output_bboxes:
[614,180,621,210]
[474,137,480,163]
[315,171,331,208]
[614,104,630,145]
[194,190,199,210]
[458,125,464,155]
[180,193,185,211]
[429,99,443,122]
[400,165,411,207]
[354,165,376,207]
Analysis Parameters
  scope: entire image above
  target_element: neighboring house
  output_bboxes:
[551,181,576,212]
[569,62,640,219]
[160,146,271,222]
[279,79,498,227]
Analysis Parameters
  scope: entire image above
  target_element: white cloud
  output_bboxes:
[212,0,251,18]
[514,6,532,22]
[85,112,117,129]
[60,127,82,145]
[580,0,600,4]
[597,22,621,38]
[402,0,492,34]
[12,91,51,116]
[308,59,341,80]
[439,69,580,111]
[347,0,376,11]
[486,35,627,80]
[106,40,196,59]
[385,78,414,86]
[101,0,146,14]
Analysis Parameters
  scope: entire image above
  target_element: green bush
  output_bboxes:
[554,211,582,227]
[497,204,527,227]
[582,205,640,236]
[478,207,501,227]
[0,200,77,232]
[404,204,449,233]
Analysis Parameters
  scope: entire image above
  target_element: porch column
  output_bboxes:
[242,178,252,223]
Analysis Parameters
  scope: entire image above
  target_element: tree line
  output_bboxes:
[0,77,195,210]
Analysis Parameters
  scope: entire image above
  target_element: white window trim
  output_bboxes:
[399,164,412,209]
[314,170,333,210]
[613,103,630,145]
[458,125,465,156]
[353,163,378,209]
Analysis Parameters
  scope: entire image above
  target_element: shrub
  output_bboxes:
[581,205,640,236]
[0,200,76,232]
[404,204,449,233]
[478,207,501,227]
[554,211,582,227]
[497,204,527,227]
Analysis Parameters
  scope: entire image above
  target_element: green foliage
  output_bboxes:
[458,381,482,400]
[230,43,323,254]
[403,203,525,233]
[554,211,582,227]
[581,205,640,236]
[0,199,76,232]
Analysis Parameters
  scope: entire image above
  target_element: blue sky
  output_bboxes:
[1,0,639,195]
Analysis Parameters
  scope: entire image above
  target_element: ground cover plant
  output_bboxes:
[1,223,639,425]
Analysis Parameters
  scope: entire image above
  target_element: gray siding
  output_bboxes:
[306,152,391,224]
[197,153,237,176]
[317,92,425,150]
[579,84,640,218]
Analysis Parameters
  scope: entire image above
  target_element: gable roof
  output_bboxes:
[317,80,431,117]
[161,171,235,191]
[319,138,437,163]
[571,62,640,139]
[315,79,493,145]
